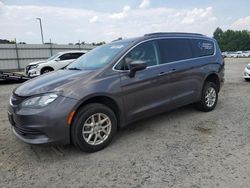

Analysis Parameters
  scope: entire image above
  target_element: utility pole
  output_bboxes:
[36,18,44,44]
[14,38,21,71]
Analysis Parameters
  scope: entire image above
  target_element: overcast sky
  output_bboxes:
[0,0,250,44]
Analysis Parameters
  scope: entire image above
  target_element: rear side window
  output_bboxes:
[158,38,193,64]
[191,39,214,57]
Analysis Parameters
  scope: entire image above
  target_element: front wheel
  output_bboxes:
[71,103,117,152]
[195,82,218,112]
[41,68,53,74]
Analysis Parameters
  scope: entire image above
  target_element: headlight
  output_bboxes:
[21,93,58,108]
[247,65,250,70]
[30,64,39,69]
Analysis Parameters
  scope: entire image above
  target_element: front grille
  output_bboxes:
[13,124,43,136]
[10,93,27,106]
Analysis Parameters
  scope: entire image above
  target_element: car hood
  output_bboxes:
[28,60,46,66]
[14,69,95,99]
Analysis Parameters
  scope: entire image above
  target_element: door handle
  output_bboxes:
[158,69,176,76]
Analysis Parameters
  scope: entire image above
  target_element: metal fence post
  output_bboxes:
[49,38,53,56]
[14,38,21,71]
[78,40,81,50]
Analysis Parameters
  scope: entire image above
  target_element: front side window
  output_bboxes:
[158,38,193,64]
[59,53,74,61]
[116,41,158,70]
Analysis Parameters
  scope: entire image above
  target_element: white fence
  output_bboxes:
[0,43,95,71]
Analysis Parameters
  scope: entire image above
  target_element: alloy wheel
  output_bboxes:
[205,87,216,107]
[82,113,112,145]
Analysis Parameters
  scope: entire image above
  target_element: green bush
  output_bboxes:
[213,27,250,51]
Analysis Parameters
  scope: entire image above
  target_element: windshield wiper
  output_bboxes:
[67,67,82,70]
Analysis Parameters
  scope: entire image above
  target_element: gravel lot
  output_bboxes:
[0,58,250,188]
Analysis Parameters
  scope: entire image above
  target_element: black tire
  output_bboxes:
[244,78,250,82]
[71,103,117,152]
[195,82,218,112]
[41,68,53,74]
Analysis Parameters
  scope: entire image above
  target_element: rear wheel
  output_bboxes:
[195,82,218,112]
[244,78,250,82]
[71,103,117,152]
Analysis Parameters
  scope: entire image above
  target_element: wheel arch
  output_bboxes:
[203,73,221,92]
[71,95,123,128]
[40,66,54,74]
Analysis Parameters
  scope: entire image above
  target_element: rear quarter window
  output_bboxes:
[191,39,215,57]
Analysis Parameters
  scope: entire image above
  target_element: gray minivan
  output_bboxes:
[8,33,224,152]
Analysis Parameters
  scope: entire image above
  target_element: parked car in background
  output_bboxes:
[221,52,229,58]
[223,51,250,58]
[241,51,250,57]
[244,63,250,81]
[226,51,242,58]
[8,32,224,152]
[25,51,87,77]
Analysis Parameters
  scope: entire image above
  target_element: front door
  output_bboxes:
[117,40,169,122]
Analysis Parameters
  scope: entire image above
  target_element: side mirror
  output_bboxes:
[128,60,147,78]
[55,57,60,61]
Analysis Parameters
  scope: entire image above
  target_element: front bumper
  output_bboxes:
[8,95,78,145]
[243,67,250,78]
[27,69,41,77]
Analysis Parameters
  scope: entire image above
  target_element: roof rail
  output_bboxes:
[144,32,205,37]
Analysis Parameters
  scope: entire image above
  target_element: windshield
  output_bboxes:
[47,53,60,61]
[67,42,130,70]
